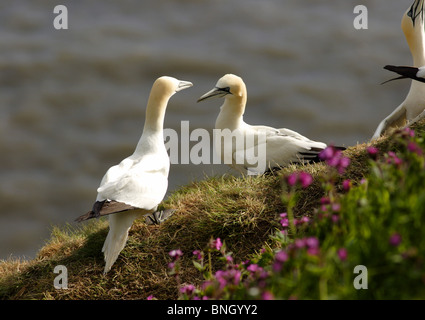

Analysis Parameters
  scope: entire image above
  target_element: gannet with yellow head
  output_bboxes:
[76,76,192,273]
[198,74,342,174]
[373,0,425,139]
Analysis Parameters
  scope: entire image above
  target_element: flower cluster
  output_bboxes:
[319,146,350,174]
[389,233,402,247]
[407,141,423,155]
[273,236,320,272]
[279,212,309,229]
[385,151,402,166]
[317,196,342,223]
[214,269,241,289]
[337,248,348,261]
[192,249,204,260]
[210,237,223,252]
[367,146,379,160]
[155,125,425,300]
[180,284,196,296]
[168,249,183,270]
[286,172,313,189]
[272,250,289,272]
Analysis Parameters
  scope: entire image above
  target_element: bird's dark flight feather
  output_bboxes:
[383,65,424,84]
[263,145,346,174]
[75,200,137,222]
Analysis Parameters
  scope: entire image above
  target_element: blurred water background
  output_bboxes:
[0,0,417,259]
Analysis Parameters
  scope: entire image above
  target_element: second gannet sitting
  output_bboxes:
[372,0,425,139]
[76,76,192,273]
[197,74,339,174]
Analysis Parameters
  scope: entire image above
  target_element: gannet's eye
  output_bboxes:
[217,86,231,94]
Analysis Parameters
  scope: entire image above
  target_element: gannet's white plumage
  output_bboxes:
[373,0,425,139]
[197,74,333,174]
[76,76,192,273]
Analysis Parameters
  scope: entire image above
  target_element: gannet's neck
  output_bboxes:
[216,94,247,131]
[134,88,171,155]
[402,11,425,65]
[143,93,169,133]
[407,30,425,66]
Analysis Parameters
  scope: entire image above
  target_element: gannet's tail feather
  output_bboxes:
[102,211,140,274]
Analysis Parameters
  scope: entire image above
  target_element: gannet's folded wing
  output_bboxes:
[264,134,326,166]
[97,171,168,210]
[75,200,137,222]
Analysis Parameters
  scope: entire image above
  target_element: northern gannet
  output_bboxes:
[372,0,425,139]
[76,76,192,273]
[197,74,340,174]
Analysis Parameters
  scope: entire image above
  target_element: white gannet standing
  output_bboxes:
[197,74,339,174]
[76,76,192,273]
[372,0,425,139]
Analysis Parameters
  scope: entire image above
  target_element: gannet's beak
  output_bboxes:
[176,80,193,92]
[197,87,231,102]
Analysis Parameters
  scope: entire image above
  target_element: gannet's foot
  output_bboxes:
[144,209,176,225]
[406,110,425,129]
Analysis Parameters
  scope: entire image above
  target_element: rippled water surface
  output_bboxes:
[0,0,416,259]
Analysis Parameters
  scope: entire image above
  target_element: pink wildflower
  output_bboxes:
[169,249,183,260]
[342,179,351,191]
[407,141,423,155]
[319,146,350,174]
[389,233,402,247]
[193,250,203,260]
[367,146,378,160]
[180,284,196,296]
[262,291,274,300]
[287,173,298,186]
[337,248,348,261]
[210,238,223,251]
[298,172,313,188]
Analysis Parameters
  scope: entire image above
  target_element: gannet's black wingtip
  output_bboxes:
[75,200,106,222]
[381,76,407,85]
[334,146,347,151]
[75,200,138,222]
[383,65,396,71]
[382,65,424,84]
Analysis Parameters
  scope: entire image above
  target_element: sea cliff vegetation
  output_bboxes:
[1,121,425,300]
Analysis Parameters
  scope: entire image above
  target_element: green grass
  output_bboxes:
[1,121,425,300]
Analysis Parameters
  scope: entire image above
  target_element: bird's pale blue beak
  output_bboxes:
[197,87,231,102]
